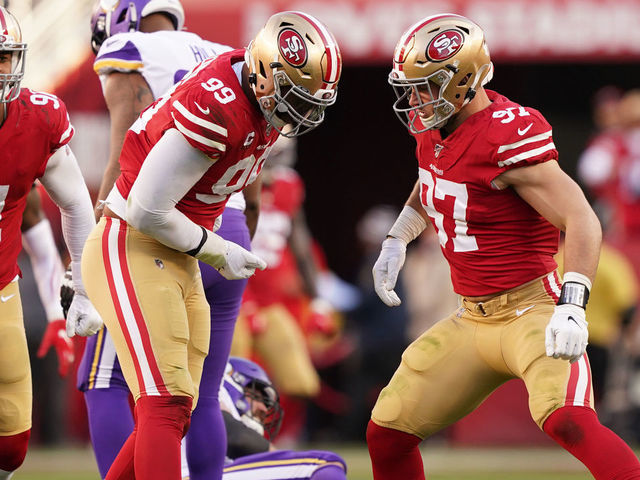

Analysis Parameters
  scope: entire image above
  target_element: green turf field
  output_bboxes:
[13,443,609,479]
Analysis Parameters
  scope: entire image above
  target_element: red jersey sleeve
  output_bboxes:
[489,106,557,176]
[49,97,75,152]
[27,90,75,177]
[169,84,230,161]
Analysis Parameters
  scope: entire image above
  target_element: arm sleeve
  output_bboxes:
[39,146,95,295]
[125,128,227,259]
[22,218,65,321]
[222,411,270,459]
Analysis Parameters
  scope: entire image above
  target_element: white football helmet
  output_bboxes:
[245,11,342,137]
[389,14,493,132]
[0,7,26,104]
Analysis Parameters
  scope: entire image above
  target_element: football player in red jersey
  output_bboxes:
[80,11,341,480]
[0,7,101,479]
[367,14,640,480]
[77,2,262,478]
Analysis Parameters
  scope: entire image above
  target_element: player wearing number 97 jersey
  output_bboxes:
[367,13,640,480]
[81,10,341,480]
[0,7,100,479]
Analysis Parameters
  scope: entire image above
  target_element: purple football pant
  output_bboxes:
[223,450,347,480]
[77,208,249,479]
[186,208,250,480]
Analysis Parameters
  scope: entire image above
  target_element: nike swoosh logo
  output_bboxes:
[516,304,535,316]
[0,294,15,303]
[194,101,210,115]
[517,123,533,136]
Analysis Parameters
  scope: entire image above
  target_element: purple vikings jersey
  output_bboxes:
[221,450,347,479]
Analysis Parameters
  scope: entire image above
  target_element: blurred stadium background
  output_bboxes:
[10,0,640,478]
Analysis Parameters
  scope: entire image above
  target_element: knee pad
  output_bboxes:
[0,430,30,471]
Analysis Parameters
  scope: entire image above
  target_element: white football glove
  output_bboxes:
[545,304,588,363]
[217,241,267,280]
[65,292,104,337]
[372,237,407,307]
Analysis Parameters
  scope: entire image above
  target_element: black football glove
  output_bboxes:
[60,265,74,319]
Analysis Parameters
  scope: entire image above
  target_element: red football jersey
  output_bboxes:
[114,50,279,230]
[414,90,559,296]
[0,88,74,289]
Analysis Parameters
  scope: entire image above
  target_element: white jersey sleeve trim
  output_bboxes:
[174,118,227,152]
[497,130,553,153]
[498,142,556,167]
[172,100,228,136]
[59,119,74,145]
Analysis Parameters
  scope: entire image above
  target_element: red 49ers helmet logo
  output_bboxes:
[427,29,464,62]
[278,28,308,67]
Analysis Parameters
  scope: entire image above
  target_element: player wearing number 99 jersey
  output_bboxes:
[108,49,278,229]
[81,10,341,480]
[0,7,100,479]
[367,13,640,480]
[82,4,248,479]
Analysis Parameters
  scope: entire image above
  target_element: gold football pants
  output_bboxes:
[371,272,594,438]
[82,217,210,407]
[0,281,31,435]
[231,303,320,397]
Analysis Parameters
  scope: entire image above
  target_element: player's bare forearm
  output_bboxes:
[242,177,262,238]
[290,209,319,298]
[21,186,44,231]
[562,207,601,282]
[97,72,153,218]
[94,161,121,219]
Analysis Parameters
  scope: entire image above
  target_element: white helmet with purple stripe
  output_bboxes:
[90,0,185,54]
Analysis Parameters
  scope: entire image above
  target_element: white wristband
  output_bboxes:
[562,271,592,291]
[387,206,427,244]
[559,271,592,308]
